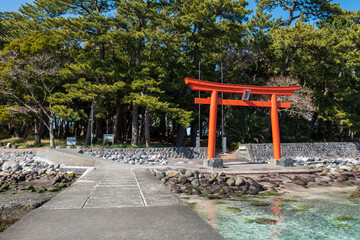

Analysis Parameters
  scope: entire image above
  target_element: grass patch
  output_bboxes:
[250,201,271,207]
[254,218,277,224]
[0,136,172,148]
[332,223,352,228]
[226,207,242,212]
[273,198,299,202]
[242,218,254,223]
[259,190,282,197]
[294,205,314,210]
[330,215,358,221]
[187,202,197,209]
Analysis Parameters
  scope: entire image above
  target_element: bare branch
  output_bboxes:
[266,76,314,119]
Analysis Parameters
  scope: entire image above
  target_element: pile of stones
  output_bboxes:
[315,163,360,184]
[151,168,267,198]
[81,147,206,166]
[82,149,168,165]
[252,164,360,188]
[275,156,360,169]
[0,151,77,192]
[0,151,56,174]
[293,156,360,167]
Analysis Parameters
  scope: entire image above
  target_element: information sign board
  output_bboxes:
[66,137,76,146]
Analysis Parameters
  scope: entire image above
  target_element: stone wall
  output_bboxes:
[250,142,360,161]
[81,147,207,165]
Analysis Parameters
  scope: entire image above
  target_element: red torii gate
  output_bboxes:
[184,77,300,160]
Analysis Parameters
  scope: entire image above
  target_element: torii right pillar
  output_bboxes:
[271,94,281,161]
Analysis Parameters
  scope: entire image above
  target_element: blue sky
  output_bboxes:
[1,0,359,15]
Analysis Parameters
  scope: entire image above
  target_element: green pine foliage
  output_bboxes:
[0,0,360,146]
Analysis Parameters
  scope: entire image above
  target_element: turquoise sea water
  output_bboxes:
[185,190,360,240]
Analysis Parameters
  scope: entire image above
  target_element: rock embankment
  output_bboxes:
[242,163,360,189]
[0,151,77,193]
[251,142,360,162]
[81,147,206,165]
[152,164,360,200]
[0,151,79,232]
[151,168,267,199]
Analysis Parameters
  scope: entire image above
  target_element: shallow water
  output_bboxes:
[185,190,360,240]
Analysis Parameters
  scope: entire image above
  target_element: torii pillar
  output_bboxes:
[185,78,299,162]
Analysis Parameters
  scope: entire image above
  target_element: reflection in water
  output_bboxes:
[187,190,360,240]
[200,200,220,228]
[269,200,286,239]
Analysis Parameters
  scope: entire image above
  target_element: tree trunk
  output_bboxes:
[190,120,197,146]
[139,108,145,145]
[176,125,185,147]
[34,119,42,145]
[267,110,272,142]
[159,115,166,143]
[85,102,94,146]
[65,121,70,137]
[114,103,122,143]
[144,107,151,147]
[54,116,58,138]
[96,118,104,139]
[131,104,139,146]
[49,117,55,148]
[14,127,21,138]
[22,121,29,139]
[121,107,127,141]
[307,112,318,141]
[59,119,64,139]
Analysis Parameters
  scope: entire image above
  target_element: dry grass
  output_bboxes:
[0,136,67,148]
[0,201,43,232]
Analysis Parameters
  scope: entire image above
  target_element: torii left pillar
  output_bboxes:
[207,91,218,159]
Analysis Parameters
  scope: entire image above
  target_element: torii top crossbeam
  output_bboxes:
[185,78,299,95]
[185,77,300,161]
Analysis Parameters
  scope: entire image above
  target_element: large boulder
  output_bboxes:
[166,170,179,178]
[191,179,200,187]
[226,178,235,186]
[208,173,218,184]
[235,177,245,186]
[340,166,353,172]
[2,161,18,170]
[184,170,193,178]
[177,175,188,185]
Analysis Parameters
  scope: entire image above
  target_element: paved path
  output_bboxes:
[0,150,224,240]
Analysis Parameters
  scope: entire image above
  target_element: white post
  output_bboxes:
[222,137,226,153]
[196,136,201,148]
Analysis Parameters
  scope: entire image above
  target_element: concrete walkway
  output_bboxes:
[0,150,224,240]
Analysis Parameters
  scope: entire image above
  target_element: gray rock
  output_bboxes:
[235,177,245,186]
[208,158,223,168]
[191,179,199,186]
[2,161,18,169]
[166,170,179,178]
[12,165,22,172]
[226,178,235,186]
[184,170,193,178]
[340,165,353,172]
[278,158,295,167]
